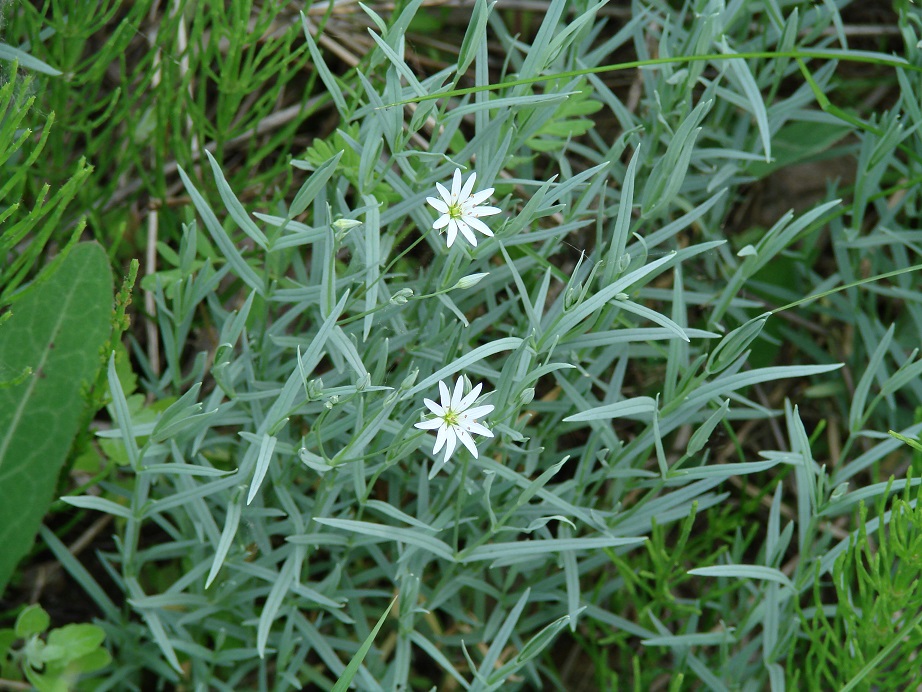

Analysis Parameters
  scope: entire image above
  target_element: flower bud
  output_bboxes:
[518,387,535,406]
[332,218,362,242]
[453,273,489,290]
[564,285,581,310]
[332,218,362,233]
[390,288,414,305]
[307,377,324,400]
[400,368,419,390]
[830,482,849,502]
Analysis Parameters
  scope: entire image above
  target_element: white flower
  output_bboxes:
[426,168,501,248]
[415,377,495,462]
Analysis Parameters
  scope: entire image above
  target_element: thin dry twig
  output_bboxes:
[29,515,114,604]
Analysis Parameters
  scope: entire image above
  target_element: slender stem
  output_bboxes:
[453,455,470,553]
[379,233,429,284]
[431,453,463,514]
[384,49,922,108]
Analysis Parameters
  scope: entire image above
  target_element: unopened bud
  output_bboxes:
[453,273,488,290]
[830,482,849,502]
[390,288,414,305]
[307,378,324,399]
[332,218,362,233]
[564,285,581,310]
[518,387,535,406]
[333,218,362,242]
[400,368,419,390]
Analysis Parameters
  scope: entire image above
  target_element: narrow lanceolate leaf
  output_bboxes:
[205,150,269,250]
[688,564,794,590]
[0,44,62,75]
[247,434,278,505]
[177,165,264,295]
[331,597,397,692]
[460,536,646,563]
[362,194,381,342]
[564,396,657,422]
[314,518,455,561]
[206,495,243,588]
[0,243,113,594]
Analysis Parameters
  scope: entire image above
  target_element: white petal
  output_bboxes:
[443,427,457,460]
[470,205,501,217]
[427,197,449,213]
[445,220,458,247]
[433,214,450,230]
[435,181,452,205]
[457,382,483,411]
[416,417,444,430]
[463,404,495,419]
[460,171,477,201]
[432,423,448,454]
[438,380,452,407]
[462,419,493,437]
[454,427,480,458]
[424,398,445,415]
[457,221,478,247]
[451,377,465,410]
[468,188,494,205]
[450,168,463,199]
[463,215,494,237]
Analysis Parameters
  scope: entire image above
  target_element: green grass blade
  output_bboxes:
[331,597,398,692]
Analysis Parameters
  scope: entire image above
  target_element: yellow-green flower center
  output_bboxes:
[448,202,463,220]
[442,408,460,427]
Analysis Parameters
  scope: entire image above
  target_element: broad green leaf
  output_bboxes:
[15,604,50,638]
[0,243,113,594]
[46,623,106,661]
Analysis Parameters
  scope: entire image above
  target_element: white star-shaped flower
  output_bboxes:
[426,168,501,248]
[415,377,495,464]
